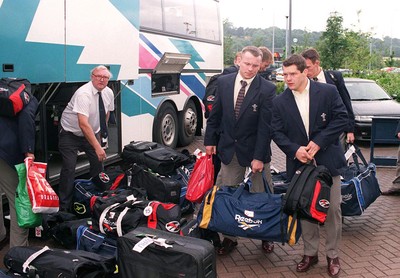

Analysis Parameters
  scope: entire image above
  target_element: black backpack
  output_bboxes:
[202,74,221,119]
[0,78,33,117]
[282,163,332,225]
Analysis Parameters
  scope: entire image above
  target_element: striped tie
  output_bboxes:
[234,80,247,119]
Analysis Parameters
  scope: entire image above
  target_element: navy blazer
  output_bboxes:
[271,81,348,179]
[0,96,38,168]
[324,70,355,133]
[204,73,276,166]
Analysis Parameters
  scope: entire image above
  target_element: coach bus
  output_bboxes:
[0,0,223,183]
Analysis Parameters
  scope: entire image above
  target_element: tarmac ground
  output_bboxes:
[1,137,399,277]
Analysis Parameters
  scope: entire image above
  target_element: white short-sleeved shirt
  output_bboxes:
[60,81,114,136]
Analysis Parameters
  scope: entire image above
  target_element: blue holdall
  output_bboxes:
[76,225,117,259]
[197,173,301,245]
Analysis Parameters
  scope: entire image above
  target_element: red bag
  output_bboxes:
[186,152,214,203]
[25,157,59,213]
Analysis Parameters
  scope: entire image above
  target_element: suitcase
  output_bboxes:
[130,164,181,204]
[117,226,216,278]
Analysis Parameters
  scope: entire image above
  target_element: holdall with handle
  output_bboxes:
[197,172,301,245]
[3,245,116,278]
[121,141,190,175]
[117,226,216,278]
[76,225,118,259]
[340,144,381,216]
[130,163,181,204]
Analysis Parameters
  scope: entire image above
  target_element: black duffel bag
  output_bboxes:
[4,246,116,278]
[130,164,181,204]
[121,141,190,175]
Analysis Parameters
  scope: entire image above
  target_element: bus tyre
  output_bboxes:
[178,99,197,147]
[153,102,178,148]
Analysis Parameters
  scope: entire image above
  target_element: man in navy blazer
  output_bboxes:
[271,54,348,277]
[301,48,355,148]
[204,46,276,255]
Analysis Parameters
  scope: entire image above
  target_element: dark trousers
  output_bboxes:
[58,129,103,211]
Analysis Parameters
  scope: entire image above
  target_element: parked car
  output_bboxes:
[344,78,400,140]
[275,67,284,82]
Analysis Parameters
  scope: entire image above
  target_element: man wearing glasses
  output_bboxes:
[58,65,114,212]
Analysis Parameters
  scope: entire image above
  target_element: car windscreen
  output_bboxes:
[346,81,392,101]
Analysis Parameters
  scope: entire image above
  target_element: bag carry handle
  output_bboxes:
[232,169,272,199]
[349,144,369,171]
[22,246,50,274]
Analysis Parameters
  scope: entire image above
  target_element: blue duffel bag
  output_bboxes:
[197,173,301,245]
[76,225,117,259]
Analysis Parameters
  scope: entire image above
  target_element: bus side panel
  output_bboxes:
[0,0,140,83]
[0,0,65,83]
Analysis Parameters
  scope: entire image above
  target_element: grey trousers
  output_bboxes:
[215,154,272,193]
[300,175,342,259]
[0,158,29,248]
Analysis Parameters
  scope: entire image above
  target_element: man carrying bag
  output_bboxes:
[271,55,348,277]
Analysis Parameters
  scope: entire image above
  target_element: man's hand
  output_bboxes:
[25,152,35,160]
[205,146,216,156]
[305,141,320,159]
[95,147,107,162]
[251,159,264,173]
[346,132,355,144]
[296,146,313,163]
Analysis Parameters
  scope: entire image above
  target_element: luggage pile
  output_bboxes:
[3,141,216,278]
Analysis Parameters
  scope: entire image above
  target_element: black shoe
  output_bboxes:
[217,238,238,255]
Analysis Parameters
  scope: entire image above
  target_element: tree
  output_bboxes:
[316,12,348,69]
[344,30,372,73]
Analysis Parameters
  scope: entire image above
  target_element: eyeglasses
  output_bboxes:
[92,74,110,81]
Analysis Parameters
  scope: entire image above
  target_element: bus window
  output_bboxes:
[140,0,162,30]
[164,0,195,36]
[195,0,221,41]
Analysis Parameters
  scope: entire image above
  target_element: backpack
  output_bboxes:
[202,74,221,119]
[0,78,33,117]
[282,163,332,226]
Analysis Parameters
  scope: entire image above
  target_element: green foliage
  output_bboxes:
[317,13,348,69]
[275,82,286,95]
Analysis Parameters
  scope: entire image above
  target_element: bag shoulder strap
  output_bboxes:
[284,164,315,212]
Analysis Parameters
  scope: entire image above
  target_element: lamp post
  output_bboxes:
[288,0,292,56]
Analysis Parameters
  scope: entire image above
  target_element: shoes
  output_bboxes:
[296,255,319,272]
[261,240,274,253]
[381,188,400,196]
[327,257,341,277]
[217,238,238,255]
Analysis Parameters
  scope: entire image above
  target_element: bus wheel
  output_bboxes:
[154,102,178,148]
[178,99,197,147]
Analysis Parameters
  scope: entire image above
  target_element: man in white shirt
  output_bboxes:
[58,65,114,212]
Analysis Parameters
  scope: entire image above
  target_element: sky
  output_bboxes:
[220,0,400,40]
